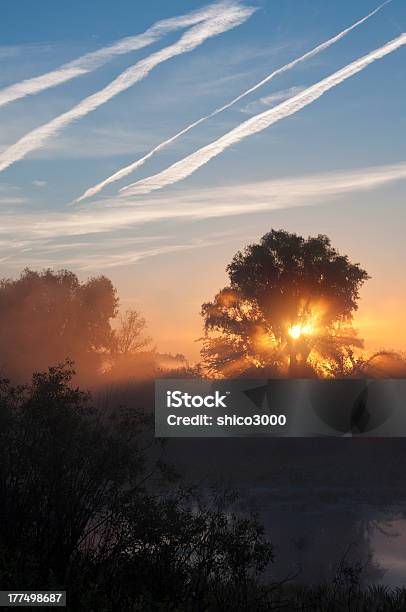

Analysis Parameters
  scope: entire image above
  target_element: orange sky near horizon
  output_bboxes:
[114,227,406,364]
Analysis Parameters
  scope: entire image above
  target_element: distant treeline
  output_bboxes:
[0,264,405,386]
[0,268,194,384]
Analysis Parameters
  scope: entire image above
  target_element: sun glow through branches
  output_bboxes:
[288,322,314,340]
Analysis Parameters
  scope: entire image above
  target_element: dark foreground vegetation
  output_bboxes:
[0,362,405,611]
[0,363,273,610]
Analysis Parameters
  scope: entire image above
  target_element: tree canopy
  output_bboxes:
[201,230,369,377]
[0,268,118,381]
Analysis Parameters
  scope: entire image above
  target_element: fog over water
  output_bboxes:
[164,436,406,586]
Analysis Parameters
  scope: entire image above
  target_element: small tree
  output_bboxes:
[201,230,369,377]
[107,309,155,381]
[114,309,151,356]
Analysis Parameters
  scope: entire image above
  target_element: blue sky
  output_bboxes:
[0,0,405,357]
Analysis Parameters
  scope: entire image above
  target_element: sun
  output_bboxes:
[288,322,314,340]
[289,324,302,339]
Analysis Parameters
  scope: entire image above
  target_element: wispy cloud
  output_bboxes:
[0,196,26,205]
[0,184,26,205]
[2,235,230,271]
[1,161,405,243]
[77,240,222,270]
[239,86,305,114]
[76,0,390,202]
[121,33,406,196]
[0,2,235,109]
[0,1,255,174]
[0,160,405,269]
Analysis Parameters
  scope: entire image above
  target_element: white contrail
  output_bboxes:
[76,0,391,202]
[122,32,406,196]
[0,2,255,174]
[0,2,233,109]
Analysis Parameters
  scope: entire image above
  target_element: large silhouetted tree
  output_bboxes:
[201,230,369,377]
[0,268,118,381]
